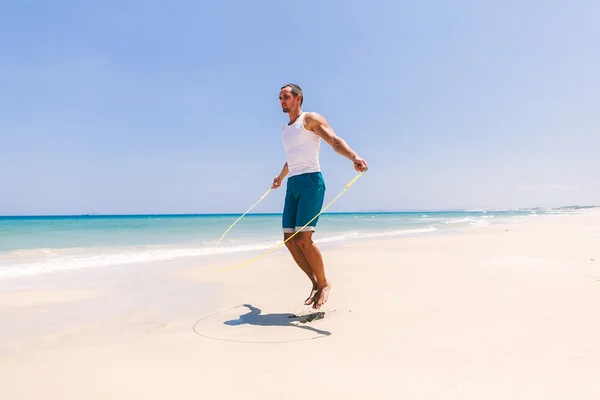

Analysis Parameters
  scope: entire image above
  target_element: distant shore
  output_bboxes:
[1,204,598,218]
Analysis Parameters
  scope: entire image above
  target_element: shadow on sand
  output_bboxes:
[224,304,331,337]
[193,303,331,343]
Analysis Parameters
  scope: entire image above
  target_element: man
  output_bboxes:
[271,83,368,310]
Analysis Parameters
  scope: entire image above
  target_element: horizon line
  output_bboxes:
[1,205,596,218]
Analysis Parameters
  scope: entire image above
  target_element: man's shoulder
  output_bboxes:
[303,111,327,129]
[303,111,324,121]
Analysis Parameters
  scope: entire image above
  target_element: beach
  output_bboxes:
[1,209,599,399]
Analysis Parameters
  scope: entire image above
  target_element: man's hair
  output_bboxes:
[281,83,303,105]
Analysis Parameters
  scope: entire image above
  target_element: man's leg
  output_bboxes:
[294,172,329,309]
[284,233,318,305]
[294,231,331,309]
[282,178,318,304]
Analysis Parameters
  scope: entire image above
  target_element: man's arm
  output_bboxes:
[278,162,289,179]
[304,112,367,171]
[272,162,288,188]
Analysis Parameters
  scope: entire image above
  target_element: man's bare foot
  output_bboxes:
[312,283,331,309]
[304,286,318,305]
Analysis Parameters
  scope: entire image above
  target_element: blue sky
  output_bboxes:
[1,0,598,215]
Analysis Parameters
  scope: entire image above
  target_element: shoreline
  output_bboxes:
[2,208,596,284]
[0,208,595,290]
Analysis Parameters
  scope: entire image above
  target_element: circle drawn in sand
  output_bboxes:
[193,304,331,344]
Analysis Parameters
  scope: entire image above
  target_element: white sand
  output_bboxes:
[1,211,599,399]
[0,288,102,307]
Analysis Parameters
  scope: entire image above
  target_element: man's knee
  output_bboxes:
[284,233,297,250]
[295,232,314,250]
[284,238,296,250]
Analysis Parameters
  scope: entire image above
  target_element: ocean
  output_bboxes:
[0,210,563,279]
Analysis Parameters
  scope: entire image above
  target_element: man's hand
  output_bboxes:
[353,156,368,172]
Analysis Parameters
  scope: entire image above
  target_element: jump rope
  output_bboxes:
[211,169,367,272]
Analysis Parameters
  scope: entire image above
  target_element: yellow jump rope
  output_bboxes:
[211,170,366,272]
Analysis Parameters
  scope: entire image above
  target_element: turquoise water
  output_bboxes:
[0,210,557,279]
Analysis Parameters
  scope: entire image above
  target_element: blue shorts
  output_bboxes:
[282,172,326,233]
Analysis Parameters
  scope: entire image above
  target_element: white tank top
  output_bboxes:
[281,112,321,177]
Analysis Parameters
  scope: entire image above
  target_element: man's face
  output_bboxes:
[279,87,299,113]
